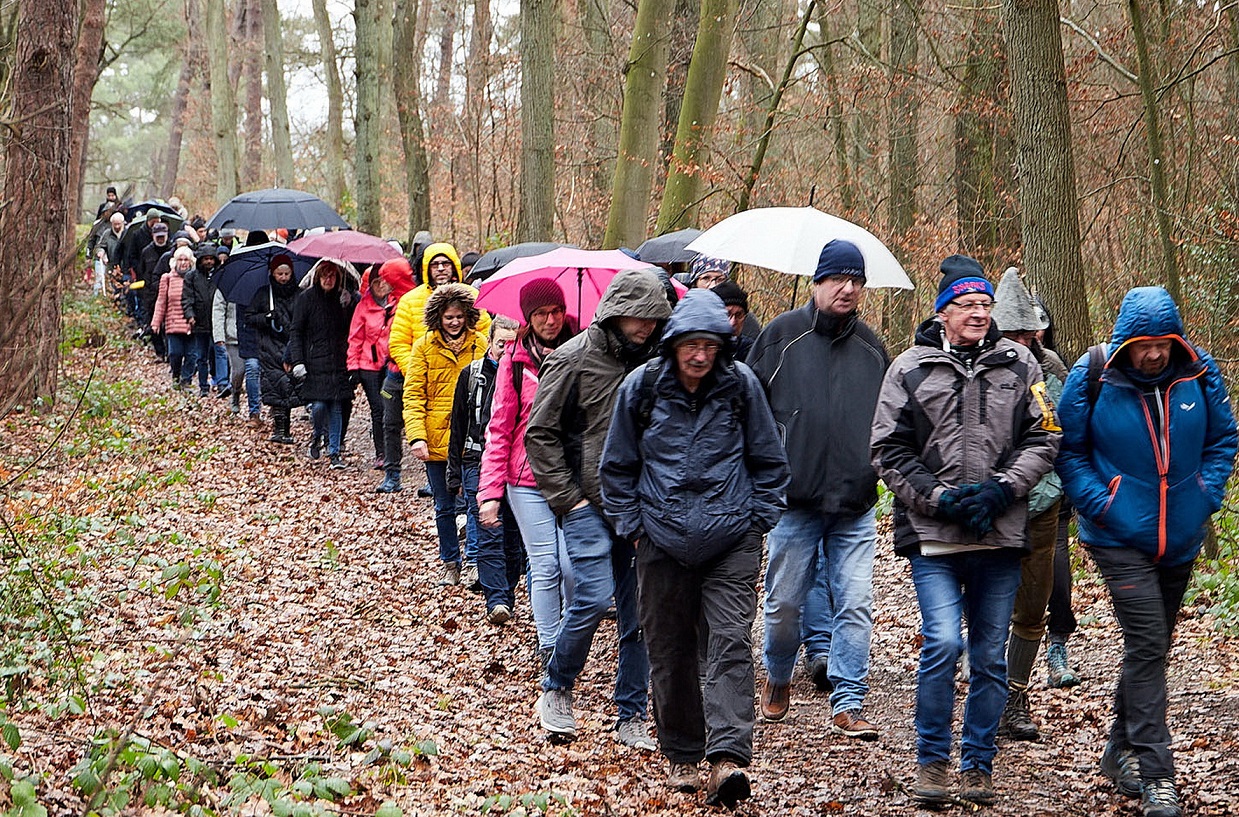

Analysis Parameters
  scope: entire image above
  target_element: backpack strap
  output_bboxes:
[635,359,664,430]
[1086,343,1106,407]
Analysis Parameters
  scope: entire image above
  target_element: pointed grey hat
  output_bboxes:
[992,267,1048,332]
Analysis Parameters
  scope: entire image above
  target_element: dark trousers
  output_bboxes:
[464,464,526,610]
[637,530,761,766]
[358,370,385,459]
[380,373,404,477]
[1047,500,1077,638]
[1011,500,1061,643]
[1088,544,1194,780]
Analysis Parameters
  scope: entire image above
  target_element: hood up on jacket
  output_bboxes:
[420,242,462,286]
[1105,286,1197,369]
[594,267,675,326]
[424,282,481,332]
[659,288,734,357]
[378,257,416,302]
[991,267,1047,333]
[301,256,361,304]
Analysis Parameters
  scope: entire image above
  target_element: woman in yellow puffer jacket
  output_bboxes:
[407,283,488,586]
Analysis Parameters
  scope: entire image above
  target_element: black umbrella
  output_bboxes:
[634,228,703,265]
[215,242,312,307]
[466,242,569,284]
[115,209,187,269]
[206,188,350,232]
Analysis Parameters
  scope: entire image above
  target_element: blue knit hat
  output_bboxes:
[813,240,866,282]
[934,254,993,312]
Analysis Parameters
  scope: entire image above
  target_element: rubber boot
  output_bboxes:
[280,411,296,444]
[269,407,285,443]
[999,634,1042,740]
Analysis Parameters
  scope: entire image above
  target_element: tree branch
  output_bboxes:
[1060,15,1138,83]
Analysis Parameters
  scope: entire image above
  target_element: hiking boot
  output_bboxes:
[1100,740,1142,798]
[831,709,879,741]
[1140,778,1181,817]
[416,484,433,498]
[667,762,701,793]
[805,654,833,693]
[329,454,346,470]
[1046,641,1081,688]
[760,679,790,722]
[998,686,1040,741]
[537,688,577,742]
[230,400,240,416]
[487,604,511,625]
[704,760,750,809]
[912,760,951,808]
[960,768,996,806]
[460,561,480,591]
[614,718,656,751]
[375,474,402,493]
[309,435,322,460]
[438,561,460,586]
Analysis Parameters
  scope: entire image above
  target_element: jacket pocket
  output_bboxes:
[1165,472,1212,553]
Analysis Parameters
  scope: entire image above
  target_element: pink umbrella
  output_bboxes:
[287,230,402,265]
[475,247,684,326]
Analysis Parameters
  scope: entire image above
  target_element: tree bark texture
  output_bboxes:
[432,0,459,137]
[463,0,494,242]
[394,0,432,243]
[580,0,618,206]
[0,0,76,409]
[999,0,1090,362]
[661,0,699,168]
[886,0,919,346]
[656,0,739,232]
[312,0,345,211]
[68,0,107,228]
[602,0,675,249]
[808,5,854,212]
[238,0,263,189]
[517,0,557,241]
[206,0,239,202]
[160,0,197,202]
[354,0,383,234]
[262,0,295,188]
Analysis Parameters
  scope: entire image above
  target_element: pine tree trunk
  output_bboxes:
[656,0,738,232]
[394,0,432,243]
[602,0,676,249]
[517,0,557,241]
[67,0,107,229]
[206,0,239,202]
[312,0,346,210]
[1000,0,1090,362]
[262,0,295,188]
[0,0,75,410]
[354,0,383,234]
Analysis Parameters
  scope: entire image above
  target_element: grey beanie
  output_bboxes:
[991,267,1048,333]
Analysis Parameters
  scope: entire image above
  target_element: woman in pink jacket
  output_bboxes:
[152,246,196,390]
[479,279,578,666]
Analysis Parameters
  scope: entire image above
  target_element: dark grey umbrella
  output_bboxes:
[635,228,703,265]
[467,242,567,284]
[206,188,350,232]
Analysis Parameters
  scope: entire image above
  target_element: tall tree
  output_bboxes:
[886,0,919,344]
[602,0,676,248]
[807,4,854,212]
[206,0,239,202]
[518,0,558,241]
[0,0,75,408]
[463,0,495,241]
[656,0,739,231]
[312,0,346,210]
[1000,0,1090,361]
[262,0,295,187]
[238,0,264,189]
[394,0,432,242]
[161,0,205,199]
[355,0,383,233]
[68,0,108,228]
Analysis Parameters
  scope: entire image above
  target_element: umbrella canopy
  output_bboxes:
[206,188,350,232]
[467,242,566,283]
[287,230,402,265]
[635,228,702,265]
[686,207,913,289]
[215,241,312,306]
[115,209,186,268]
[476,247,679,327]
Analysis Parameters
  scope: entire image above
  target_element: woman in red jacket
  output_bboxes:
[347,261,414,470]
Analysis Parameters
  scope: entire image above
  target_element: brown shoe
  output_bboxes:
[913,760,951,807]
[667,762,701,793]
[759,679,790,722]
[704,760,750,809]
[831,708,879,740]
[960,768,996,806]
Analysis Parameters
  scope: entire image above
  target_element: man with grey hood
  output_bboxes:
[601,289,788,808]
[525,268,672,753]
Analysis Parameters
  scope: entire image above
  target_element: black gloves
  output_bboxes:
[935,485,975,524]
[957,479,1014,537]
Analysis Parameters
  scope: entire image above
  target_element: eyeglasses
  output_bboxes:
[428,260,454,269]
[679,340,722,355]
[950,299,995,313]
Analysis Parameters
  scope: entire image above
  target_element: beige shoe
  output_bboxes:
[667,762,700,793]
[438,561,460,586]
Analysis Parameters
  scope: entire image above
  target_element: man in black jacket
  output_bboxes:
[746,239,889,737]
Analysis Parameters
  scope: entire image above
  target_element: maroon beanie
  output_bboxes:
[519,279,566,322]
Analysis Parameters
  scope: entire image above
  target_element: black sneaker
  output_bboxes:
[1140,778,1181,817]
[309,436,322,460]
[1100,740,1141,798]
[806,654,833,693]
[329,454,346,470]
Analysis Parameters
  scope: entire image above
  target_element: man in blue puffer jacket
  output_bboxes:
[600,289,789,809]
[1057,286,1236,817]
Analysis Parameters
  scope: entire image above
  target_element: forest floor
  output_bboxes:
[2,302,1239,817]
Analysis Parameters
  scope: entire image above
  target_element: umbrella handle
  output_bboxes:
[577,268,583,322]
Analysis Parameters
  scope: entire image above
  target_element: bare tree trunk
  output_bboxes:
[1126,0,1180,301]
[463,0,494,242]
[206,0,239,202]
[661,0,699,166]
[261,0,295,187]
[0,0,75,409]
[808,5,853,212]
[238,0,263,189]
[394,0,432,243]
[656,0,739,232]
[67,0,107,229]
[1000,0,1089,362]
[603,0,675,248]
[517,0,557,241]
[432,0,459,135]
[886,0,919,346]
[355,0,383,234]
[312,0,345,210]
[737,0,786,139]
[580,0,616,201]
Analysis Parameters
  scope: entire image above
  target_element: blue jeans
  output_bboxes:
[763,507,875,714]
[165,333,191,384]
[311,400,343,456]
[544,503,648,724]
[800,547,833,661]
[212,341,230,388]
[425,460,459,564]
[910,550,1022,774]
[243,357,262,416]
[188,334,211,390]
[463,465,524,610]
[507,485,574,651]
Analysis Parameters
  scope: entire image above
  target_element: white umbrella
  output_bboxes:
[686,206,914,289]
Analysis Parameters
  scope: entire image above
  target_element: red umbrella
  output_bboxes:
[288,231,402,265]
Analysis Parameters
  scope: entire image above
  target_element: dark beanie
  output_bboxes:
[711,280,748,312]
[934,254,993,312]
[519,278,566,322]
[813,239,866,282]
